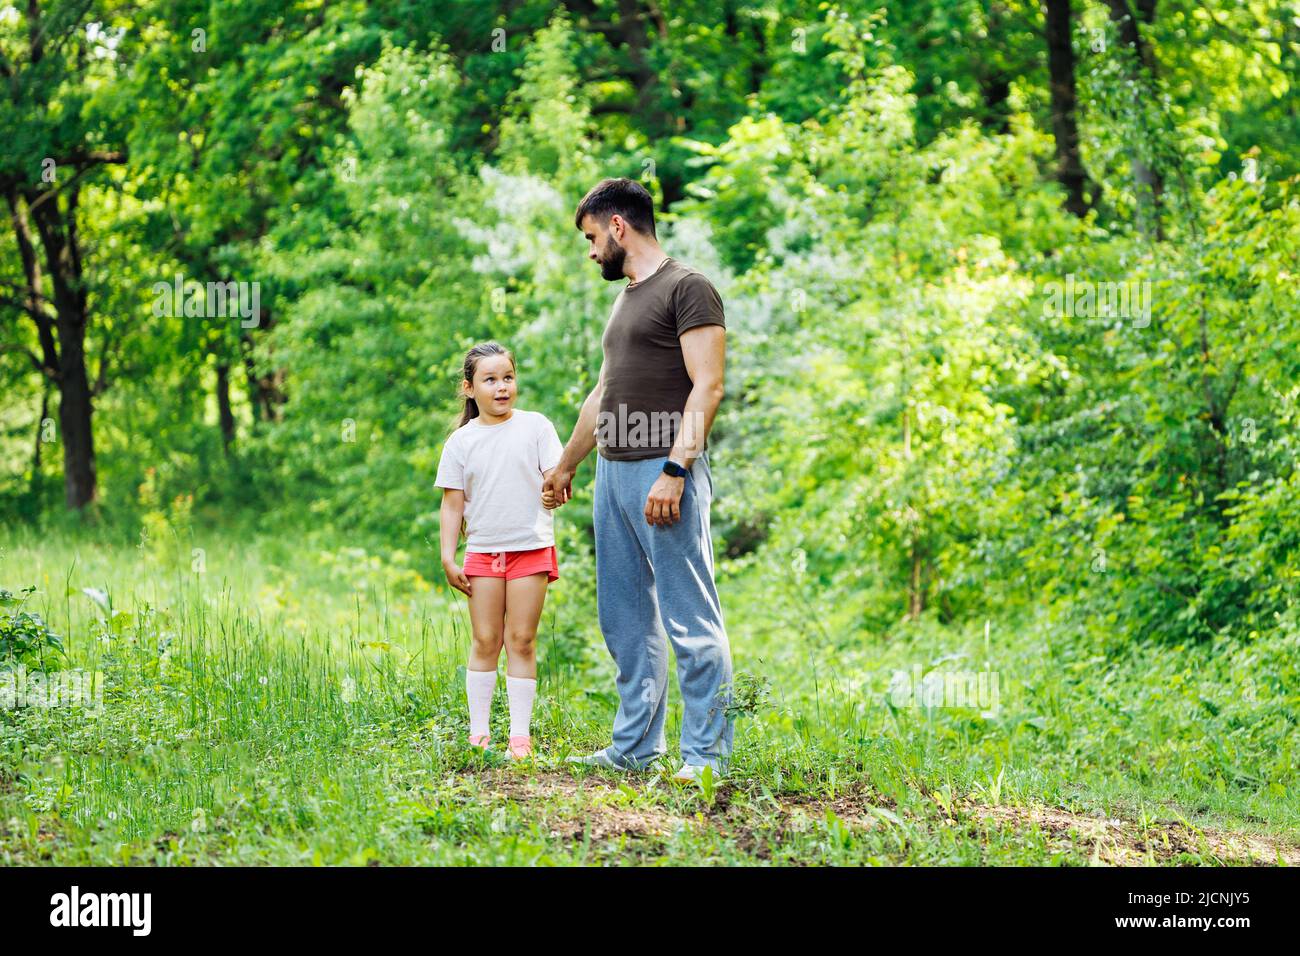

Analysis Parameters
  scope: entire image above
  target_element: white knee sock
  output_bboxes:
[506,676,537,738]
[466,668,497,737]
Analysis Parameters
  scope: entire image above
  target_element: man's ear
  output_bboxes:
[608,213,625,241]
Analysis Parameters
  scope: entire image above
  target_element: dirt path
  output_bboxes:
[470,769,1300,866]
[966,803,1298,866]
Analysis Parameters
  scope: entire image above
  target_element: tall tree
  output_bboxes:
[0,2,132,509]
[1044,0,1093,216]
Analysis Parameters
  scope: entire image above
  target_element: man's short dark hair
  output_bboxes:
[574,178,656,237]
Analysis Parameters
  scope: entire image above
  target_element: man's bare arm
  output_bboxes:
[644,324,725,526]
[558,369,603,473]
[667,324,725,471]
[544,364,604,508]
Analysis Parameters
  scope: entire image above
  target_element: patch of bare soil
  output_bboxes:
[465,769,1298,866]
[724,787,899,859]
[968,803,1300,866]
[471,769,899,856]
[472,769,685,842]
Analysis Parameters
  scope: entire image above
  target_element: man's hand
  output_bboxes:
[645,473,685,526]
[543,467,574,509]
[442,559,472,596]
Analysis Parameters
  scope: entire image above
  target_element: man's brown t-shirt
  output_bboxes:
[597,258,725,461]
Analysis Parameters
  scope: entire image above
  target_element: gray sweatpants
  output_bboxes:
[593,450,734,770]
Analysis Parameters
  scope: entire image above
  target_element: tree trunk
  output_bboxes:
[240,312,286,423]
[216,362,236,451]
[980,74,1013,134]
[1105,0,1164,239]
[1044,0,1093,216]
[748,16,767,95]
[977,3,1013,134]
[241,332,262,423]
[56,337,97,508]
[29,186,97,509]
[31,388,48,498]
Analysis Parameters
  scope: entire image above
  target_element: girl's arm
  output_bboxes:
[439,489,472,595]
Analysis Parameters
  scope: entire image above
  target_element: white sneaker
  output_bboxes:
[672,763,724,784]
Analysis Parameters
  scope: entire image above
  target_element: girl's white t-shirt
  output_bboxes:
[435,409,565,552]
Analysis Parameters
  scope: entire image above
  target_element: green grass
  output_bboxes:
[0,523,1295,865]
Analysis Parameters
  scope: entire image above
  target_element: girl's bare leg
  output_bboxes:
[502,573,549,754]
[465,576,506,744]
[503,573,549,679]
[466,576,506,670]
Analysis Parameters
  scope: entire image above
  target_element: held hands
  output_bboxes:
[442,559,472,596]
[644,473,685,526]
[542,467,574,510]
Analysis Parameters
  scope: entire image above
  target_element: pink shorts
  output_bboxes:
[464,546,559,582]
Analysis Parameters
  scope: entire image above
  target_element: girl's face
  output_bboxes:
[464,354,517,417]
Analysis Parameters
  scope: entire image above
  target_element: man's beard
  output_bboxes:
[599,238,626,281]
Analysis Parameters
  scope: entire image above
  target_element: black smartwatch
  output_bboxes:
[662,459,688,478]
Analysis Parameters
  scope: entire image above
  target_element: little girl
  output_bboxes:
[436,342,564,759]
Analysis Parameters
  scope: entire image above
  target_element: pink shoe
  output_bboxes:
[507,736,533,760]
[468,734,491,750]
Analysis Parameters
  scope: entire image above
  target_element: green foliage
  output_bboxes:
[254,41,485,542]
[2,1,1297,657]
[0,588,65,672]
